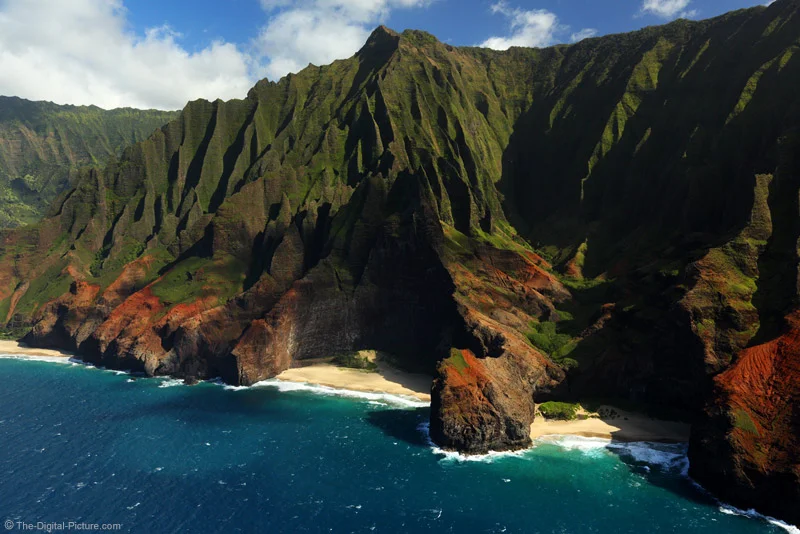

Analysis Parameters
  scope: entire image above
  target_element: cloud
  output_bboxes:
[479,2,559,50]
[254,0,431,81]
[640,0,697,19]
[570,28,598,43]
[0,0,255,110]
[0,0,433,109]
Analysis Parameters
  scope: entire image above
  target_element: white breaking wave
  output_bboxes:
[543,436,799,531]
[157,378,185,388]
[0,353,144,380]
[534,435,689,472]
[243,378,430,409]
[606,441,689,475]
[421,432,691,469]
[418,422,532,463]
[0,353,148,384]
[535,435,611,458]
[432,447,530,463]
[719,505,800,534]
[3,355,428,409]
[0,353,135,377]
[0,353,76,364]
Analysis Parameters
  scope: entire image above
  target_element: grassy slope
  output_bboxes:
[0,96,179,227]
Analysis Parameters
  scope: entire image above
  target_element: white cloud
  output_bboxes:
[640,0,697,19]
[0,0,434,109]
[0,0,256,110]
[254,0,431,81]
[480,2,559,50]
[570,28,598,43]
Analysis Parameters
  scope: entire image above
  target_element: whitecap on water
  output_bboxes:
[157,378,184,388]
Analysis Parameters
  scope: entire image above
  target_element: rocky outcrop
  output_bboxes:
[690,312,800,525]
[431,335,563,453]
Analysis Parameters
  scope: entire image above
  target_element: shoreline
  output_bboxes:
[0,340,684,441]
[0,340,75,359]
[1,340,686,442]
[0,340,432,402]
[530,406,691,443]
[276,360,432,403]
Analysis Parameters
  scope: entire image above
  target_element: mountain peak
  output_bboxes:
[363,25,400,48]
[371,25,399,38]
[358,25,402,63]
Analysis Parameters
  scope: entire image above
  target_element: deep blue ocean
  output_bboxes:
[1,356,796,534]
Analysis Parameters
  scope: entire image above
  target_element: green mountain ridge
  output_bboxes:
[1,1,799,524]
[0,96,179,227]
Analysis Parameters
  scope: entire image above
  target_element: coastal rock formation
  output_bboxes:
[690,312,800,525]
[431,345,562,453]
[1,0,800,523]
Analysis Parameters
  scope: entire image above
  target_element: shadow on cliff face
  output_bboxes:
[365,407,430,449]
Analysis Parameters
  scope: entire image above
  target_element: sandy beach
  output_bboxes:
[530,406,690,443]
[0,340,685,443]
[0,340,74,359]
[277,360,432,402]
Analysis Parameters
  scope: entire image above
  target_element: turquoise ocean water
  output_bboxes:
[0,356,796,534]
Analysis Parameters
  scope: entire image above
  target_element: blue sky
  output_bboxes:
[0,0,775,109]
[124,0,770,51]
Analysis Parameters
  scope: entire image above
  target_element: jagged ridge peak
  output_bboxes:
[369,25,399,39]
[359,25,401,57]
[359,26,444,59]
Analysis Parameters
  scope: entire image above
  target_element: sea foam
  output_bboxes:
[535,435,612,456]
[549,435,800,532]
[0,353,76,365]
[157,378,185,388]
[244,378,430,408]
[688,473,800,533]
[719,505,800,534]
[418,422,532,463]
[535,435,689,473]
[606,441,689,474]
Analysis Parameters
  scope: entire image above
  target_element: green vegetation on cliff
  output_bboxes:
[0,96,179,227]
[539,402,580,421]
